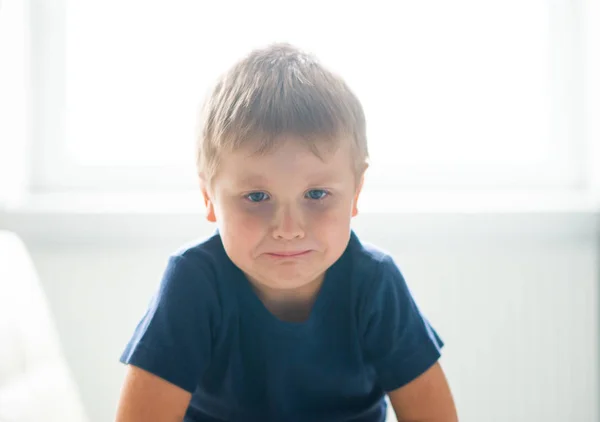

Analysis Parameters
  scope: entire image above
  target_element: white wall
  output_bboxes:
[11,212,600,422]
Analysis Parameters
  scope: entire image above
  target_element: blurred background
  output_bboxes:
[0,0,599,421]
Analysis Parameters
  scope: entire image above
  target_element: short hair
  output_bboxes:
[196,43,368,186]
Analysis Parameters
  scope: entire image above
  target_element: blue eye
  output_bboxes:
[306,189,329,200]
[246,192,270,202]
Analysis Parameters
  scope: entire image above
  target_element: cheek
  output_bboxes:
[218,206,268,261]
[306,197,353,218]
[306,206,336,222]
[221,202,274,232]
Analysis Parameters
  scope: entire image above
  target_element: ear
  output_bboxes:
[352,168,367,217]
[200,180,217,223]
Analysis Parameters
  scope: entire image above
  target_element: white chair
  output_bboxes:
[0,230,89,422]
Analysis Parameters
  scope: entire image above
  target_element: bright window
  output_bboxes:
[31,0,584,192]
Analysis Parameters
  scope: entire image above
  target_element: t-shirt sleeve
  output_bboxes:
[120,254,218,393]
[360,255,444,392]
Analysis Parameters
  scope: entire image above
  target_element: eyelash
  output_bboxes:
[243,189,331,203]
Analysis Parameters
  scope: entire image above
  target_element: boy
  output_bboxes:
[116,43,457,422]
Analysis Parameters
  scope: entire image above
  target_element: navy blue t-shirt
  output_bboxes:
[120,231,443,421]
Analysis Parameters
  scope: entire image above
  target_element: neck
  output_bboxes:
[246,273,325,322]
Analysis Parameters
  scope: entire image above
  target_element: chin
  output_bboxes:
[266,271,307,286]
[253,268,311,288]
[279,269,325,287]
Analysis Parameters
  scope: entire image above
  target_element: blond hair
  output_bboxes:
[196,43,368,186]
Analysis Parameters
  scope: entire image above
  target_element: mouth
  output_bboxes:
[265,250,312,258]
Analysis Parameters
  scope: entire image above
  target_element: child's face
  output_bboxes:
[202,136,364,295]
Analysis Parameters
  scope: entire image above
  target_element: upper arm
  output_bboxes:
[388,362,458,422]
[120,255,217,393]
[360,255,444,391]
[359,254,455,419]
[115,365,192,422]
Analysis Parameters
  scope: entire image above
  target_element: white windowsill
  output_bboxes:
[0,189,598,245]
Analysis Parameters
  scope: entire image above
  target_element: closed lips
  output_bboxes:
[267,251,311,257]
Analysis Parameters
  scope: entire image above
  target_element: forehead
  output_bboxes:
[217,137,355,185]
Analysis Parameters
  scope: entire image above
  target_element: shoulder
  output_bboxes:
[345,231,402,296]
[170,230,230,271]
[154,231,238,318]
[167,231,237,289]
[345,232,416,329]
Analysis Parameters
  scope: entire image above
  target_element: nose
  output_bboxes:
[271,204,305,240]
